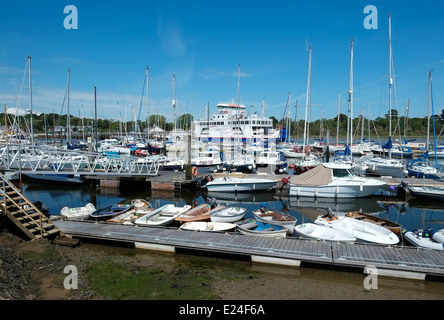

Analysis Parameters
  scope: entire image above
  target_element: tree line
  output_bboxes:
[1,110,443,140]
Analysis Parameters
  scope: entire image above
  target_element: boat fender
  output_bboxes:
[192,166,198,177]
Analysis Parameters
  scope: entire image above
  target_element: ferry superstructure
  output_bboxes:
[192,103,280,143]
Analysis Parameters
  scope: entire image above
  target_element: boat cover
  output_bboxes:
[290,164,332,186]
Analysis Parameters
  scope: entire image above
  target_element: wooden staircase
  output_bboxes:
[0,174,60,240]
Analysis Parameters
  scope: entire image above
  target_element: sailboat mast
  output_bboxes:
[67,68,71,142]
[427,70,431,152]
[336,93,341,146]
[146,66,150,140]
[28,56,34,145]
[347,38,354,147]
[303,46,312,152]
[173,74,176,136]
[388,12,393,158]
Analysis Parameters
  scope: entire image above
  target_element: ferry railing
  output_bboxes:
[0,143,161,176]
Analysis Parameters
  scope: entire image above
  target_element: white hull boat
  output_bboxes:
[294,223,356,243]
[289,163,386,198]
[179,221,236,232]
[402,229,444,251]
[60,203,96,220]
[134,204,191,226]
[205,175,276,193]
[210,206,246,222]
[314,209,399,245]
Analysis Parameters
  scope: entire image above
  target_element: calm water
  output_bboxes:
[21,173,444,236]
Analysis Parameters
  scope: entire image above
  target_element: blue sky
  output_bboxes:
[0,0,443,124]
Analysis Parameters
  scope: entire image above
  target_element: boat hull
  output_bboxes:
[294,223,356,243]
[289,182,384,198]
[402,229,444,251]
[179,221,236,232]
[210,207,246,222]
[408,186,444,201]
[315,216,399,245]
[235,219,288,238]
[205,178,276,192]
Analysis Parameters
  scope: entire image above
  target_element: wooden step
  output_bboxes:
[16,212,48,222]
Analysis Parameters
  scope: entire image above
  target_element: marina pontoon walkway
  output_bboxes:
[54,220,444,281]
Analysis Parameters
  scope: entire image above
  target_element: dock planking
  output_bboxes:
[53,219,444,280]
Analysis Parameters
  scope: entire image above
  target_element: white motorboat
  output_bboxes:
[60,203,96,219]
[134,204,192,226]
[401,229,444,251]
[204,173,276,193]
[314,208,399,245]
[294,223,356,243]
[179,221,236,232]
[289,162,387,198]
[210,206,246,222]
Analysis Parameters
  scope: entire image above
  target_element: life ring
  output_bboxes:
[192,166,198,177]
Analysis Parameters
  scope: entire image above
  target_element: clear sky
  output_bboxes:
[0,0,443,125]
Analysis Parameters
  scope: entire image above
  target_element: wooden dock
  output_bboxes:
[54,220,444,281]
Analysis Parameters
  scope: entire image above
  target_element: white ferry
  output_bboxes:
[192,103,280,143]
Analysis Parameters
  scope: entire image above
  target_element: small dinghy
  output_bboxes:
[314,208,399,245]
[134,204,192,226]
[345,211,402,235]
[106,199,153,224]
[179,221,236,232]
[175,203,225,223]
[252,203,297,233]
[210,206,246,223]
[402,229,444,251]
[235,219,288,238]
[60,203,97,220]
[294,223,356,243]
[90,204,133,221]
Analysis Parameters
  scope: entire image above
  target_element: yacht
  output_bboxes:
[289,162,387,198]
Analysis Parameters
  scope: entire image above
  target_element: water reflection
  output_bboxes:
[21,179,444,232]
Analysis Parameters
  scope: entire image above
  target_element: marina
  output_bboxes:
[3,166,444,283]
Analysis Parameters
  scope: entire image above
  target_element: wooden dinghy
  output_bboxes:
[106,199,153,224]
[345,211,402,235]
[252,205,297,234]
[175,203,226,223]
